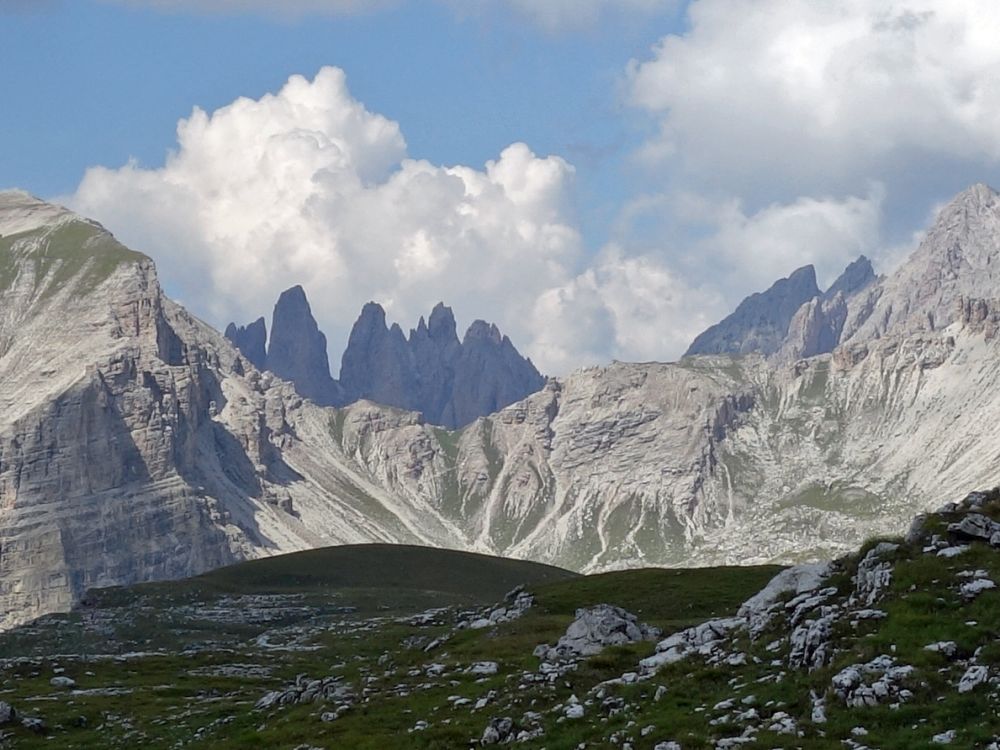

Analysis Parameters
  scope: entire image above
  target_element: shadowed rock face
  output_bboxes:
[224,318,267,370]
[264,286,343,407]
[444,320,546,429]
[688,256,878,363]
[338,302,420,413]
[338,302,545,429]
[228,293,544,427]
[777,256,877,362]
[685,266,822,357]
[825,256,875,301]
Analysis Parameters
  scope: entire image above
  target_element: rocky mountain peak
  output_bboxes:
[265,285,341,406]
[841,182,1000,343]
[426,302,458,342]
[464,319,503,345]
[824,255,875,300]
[356,300,388,331]
[229,288,544,428]
[0,190,76,237]
[685,264,821,357]
[224,317,267,370]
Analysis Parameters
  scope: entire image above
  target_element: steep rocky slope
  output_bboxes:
[685,265,822,356]
[264,285,345,406]
[688,256,876,362]
[5,185,1000,630]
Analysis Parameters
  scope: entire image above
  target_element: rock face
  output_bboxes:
[445,320,546,429]
[685,265,821,356]
[825,255,876,300]
[844,183,1000,342]
[224,318,267,370]
[777,256,876,362]
[9,185,1000,630]
[264,286,343,406]
[230,296,544,429]
[335,300,546,428]
[691,256,876,363]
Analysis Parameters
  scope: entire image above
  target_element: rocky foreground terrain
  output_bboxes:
[0,493,998,747]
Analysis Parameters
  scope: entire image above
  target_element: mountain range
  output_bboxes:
[225,287,545,429]
[2,183,1000,628]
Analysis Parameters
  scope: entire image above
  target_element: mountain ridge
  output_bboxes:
[228,292,545,429]
[3,185,1000,629]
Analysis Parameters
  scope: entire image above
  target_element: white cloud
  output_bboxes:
[69,66,896,374]
[628,0,1000,193]
[532,245,725,372]
[694,190,885,292]
[70,67,584,373]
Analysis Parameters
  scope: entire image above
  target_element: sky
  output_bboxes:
[4,0,1000,374]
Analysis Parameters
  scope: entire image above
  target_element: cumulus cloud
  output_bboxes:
[70,67,588,373]
[627,0,1000,195]
[69,64,900,374]
[74,0,1000,374]
[532,245,725,372]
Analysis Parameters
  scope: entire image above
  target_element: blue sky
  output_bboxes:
[1,1,682,246]
[4,1,1000,373]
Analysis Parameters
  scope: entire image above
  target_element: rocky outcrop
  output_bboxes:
[224,317,267,370]
[777,256,876,362]
[264,286,343,406]
[231,295,544,429]
[536,604,660,661]
[843,183,1000,343]
[338,301,421,413]
[692,256,876,363]
[443,319,546,429]
[337,300,545,428]
[686,265,821,356]
[825,255,876,300]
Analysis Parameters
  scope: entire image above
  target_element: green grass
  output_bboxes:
[0,219,146,301]
[0,546,782,749]
[4,512,1000,749]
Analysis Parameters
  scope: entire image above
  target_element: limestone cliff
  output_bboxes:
[232,294,545,429]
[264,285,344,406]
[224,318,267,370]
[6,186,1000,632]
[685,265,821,356]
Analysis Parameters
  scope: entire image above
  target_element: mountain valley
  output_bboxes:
[3,183,1000,633]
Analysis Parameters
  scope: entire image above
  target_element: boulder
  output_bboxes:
[948,513,1000,543]
[539,604,660,661]
[958,665,990,693]
[481,716,516,745]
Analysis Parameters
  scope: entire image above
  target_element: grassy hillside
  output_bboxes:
[0,544,780,749]
[6,496,1000,748]
[0,219,146,299]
